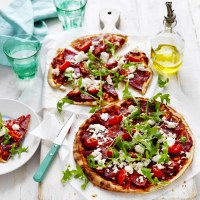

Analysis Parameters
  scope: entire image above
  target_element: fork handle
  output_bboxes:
[33,143,60,182]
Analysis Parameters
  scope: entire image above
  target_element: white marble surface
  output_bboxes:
[0,0,200,199]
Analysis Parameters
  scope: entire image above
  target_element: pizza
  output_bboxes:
[0,114,31,162]
[48,33,153,108]
[71,33,128,57]
[73,97,194,193]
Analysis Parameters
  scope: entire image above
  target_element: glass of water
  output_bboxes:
[53,0,87,30]
[3,35,41,80]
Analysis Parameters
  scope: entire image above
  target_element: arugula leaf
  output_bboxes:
[87,51,96,61]
[61,165,89,190]
[158,142,169,164]
[122,82,133,100]
[180,136,187,145]
[3,131,11,145]
[89,106,101,113]
[158,74,169,88]
[151,93,170,105]
[141,167,159,184]
[57,97,74,113]
[10,143,28,157]
[104,39,116,57]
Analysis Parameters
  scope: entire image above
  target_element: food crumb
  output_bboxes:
[92,194,97,198]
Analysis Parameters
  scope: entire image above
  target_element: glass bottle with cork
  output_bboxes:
[151,2,184,74]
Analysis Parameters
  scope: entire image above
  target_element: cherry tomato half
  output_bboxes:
[106,148,113,158]
[117,169,126,185]
[168,143,183,154]
[58,61,71,71]
[84,138,98,149]
[122,132,132,141]
[8,130,22,142]
[108,115,123,125]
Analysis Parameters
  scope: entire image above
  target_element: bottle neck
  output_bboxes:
[163,20,177,33]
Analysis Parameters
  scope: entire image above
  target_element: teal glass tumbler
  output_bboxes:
[53,0,87,30]
[3,35,41,80]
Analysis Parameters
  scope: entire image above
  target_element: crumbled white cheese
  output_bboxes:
[59,85,67,91]
[138,176,144,182]
[125,165,133,174]
[106,75,113,85]
[128,105,135,113]
[100,113,109,121]
[0,126,7,137]
[92,41,99,46]
[180,151,185,154]
[80,78,93,90]
[118,57,125,67]
[166,136,175,147]
[129,65,136,73]
[127,74,134,80]
[135,145,145,154]
[133,47,140,53]
[12,124,20,131]
[90,133,98,140]
[100,52,109,63]
[65,67,74,73]
[88,124,107,134]
[112,165,119,173]
[186,152,191,158]
[52,68,60,76]
[152,154,161,163]
[137,63,148,71]
[163,119,178,129]
[74,51,88,63]
[134,162,144,175]
[148,119,155,126]
[155,164,165,169]
[89,45,94,52]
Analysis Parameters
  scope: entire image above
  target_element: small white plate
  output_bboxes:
[0,98,40,175]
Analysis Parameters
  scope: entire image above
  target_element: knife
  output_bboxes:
[33,113,76,182]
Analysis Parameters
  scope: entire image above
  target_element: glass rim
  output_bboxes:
[3,34,41,60]
[53,0,87,12]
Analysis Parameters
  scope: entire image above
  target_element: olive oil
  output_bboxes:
[151,2,184,74]
[151,44,183,74]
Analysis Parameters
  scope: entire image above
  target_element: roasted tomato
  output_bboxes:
[8,130,22,142]
[128,55,142,63]
[168,143,183,154]
[117,169,126,185]
[84,138,98,149]
[58,61,71,71]
[151,166,165,179]
[106,148,113,158]
[122,132,131,141]
[108,115,123,125]
[78,40,92,52]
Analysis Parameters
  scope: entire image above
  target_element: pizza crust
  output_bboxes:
[73,98,194,193]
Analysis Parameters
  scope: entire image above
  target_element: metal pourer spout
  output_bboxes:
[164,2,176,25]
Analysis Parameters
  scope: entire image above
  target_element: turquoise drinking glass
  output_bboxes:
[3,34,41,80]
[53,0,87,30]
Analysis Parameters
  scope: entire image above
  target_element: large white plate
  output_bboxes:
[0,98,40,175]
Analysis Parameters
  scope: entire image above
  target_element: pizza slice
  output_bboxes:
[48,48,90,91]
[118,49,153,94]
[0,114,31,162]
[71,33,127,57]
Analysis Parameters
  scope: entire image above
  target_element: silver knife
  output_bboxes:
[33,113,76,182]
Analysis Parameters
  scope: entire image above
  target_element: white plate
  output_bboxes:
[0,98,40,175]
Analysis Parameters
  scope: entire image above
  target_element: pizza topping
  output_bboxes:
[88,124,107,134]
[12,124,20,131]
[108,115,123,125]
[59,61,71,71]
[52,68,60,76]
[84,138,98,149]
[100,113,110,121]
[74,51,88,63]
[106,75,113,85]
[135,145,145,154]
[100,52,109,63]
[168,143,183,154]
[0,126,7,137]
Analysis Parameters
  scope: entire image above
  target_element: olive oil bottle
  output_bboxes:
[151,2,184,74]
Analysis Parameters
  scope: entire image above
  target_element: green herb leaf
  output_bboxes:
[141,167,159,184]
[57,97,74,113]
[122,82,133,100]
[152,93,170,105]
[158,74,169,88]
[61,165,89,190]
[104,39,116,57]
[180,136,187,145]
[3,131,11,145]
[10,143,28,157]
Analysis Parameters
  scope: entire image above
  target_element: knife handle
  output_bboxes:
[33,143,60,182]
